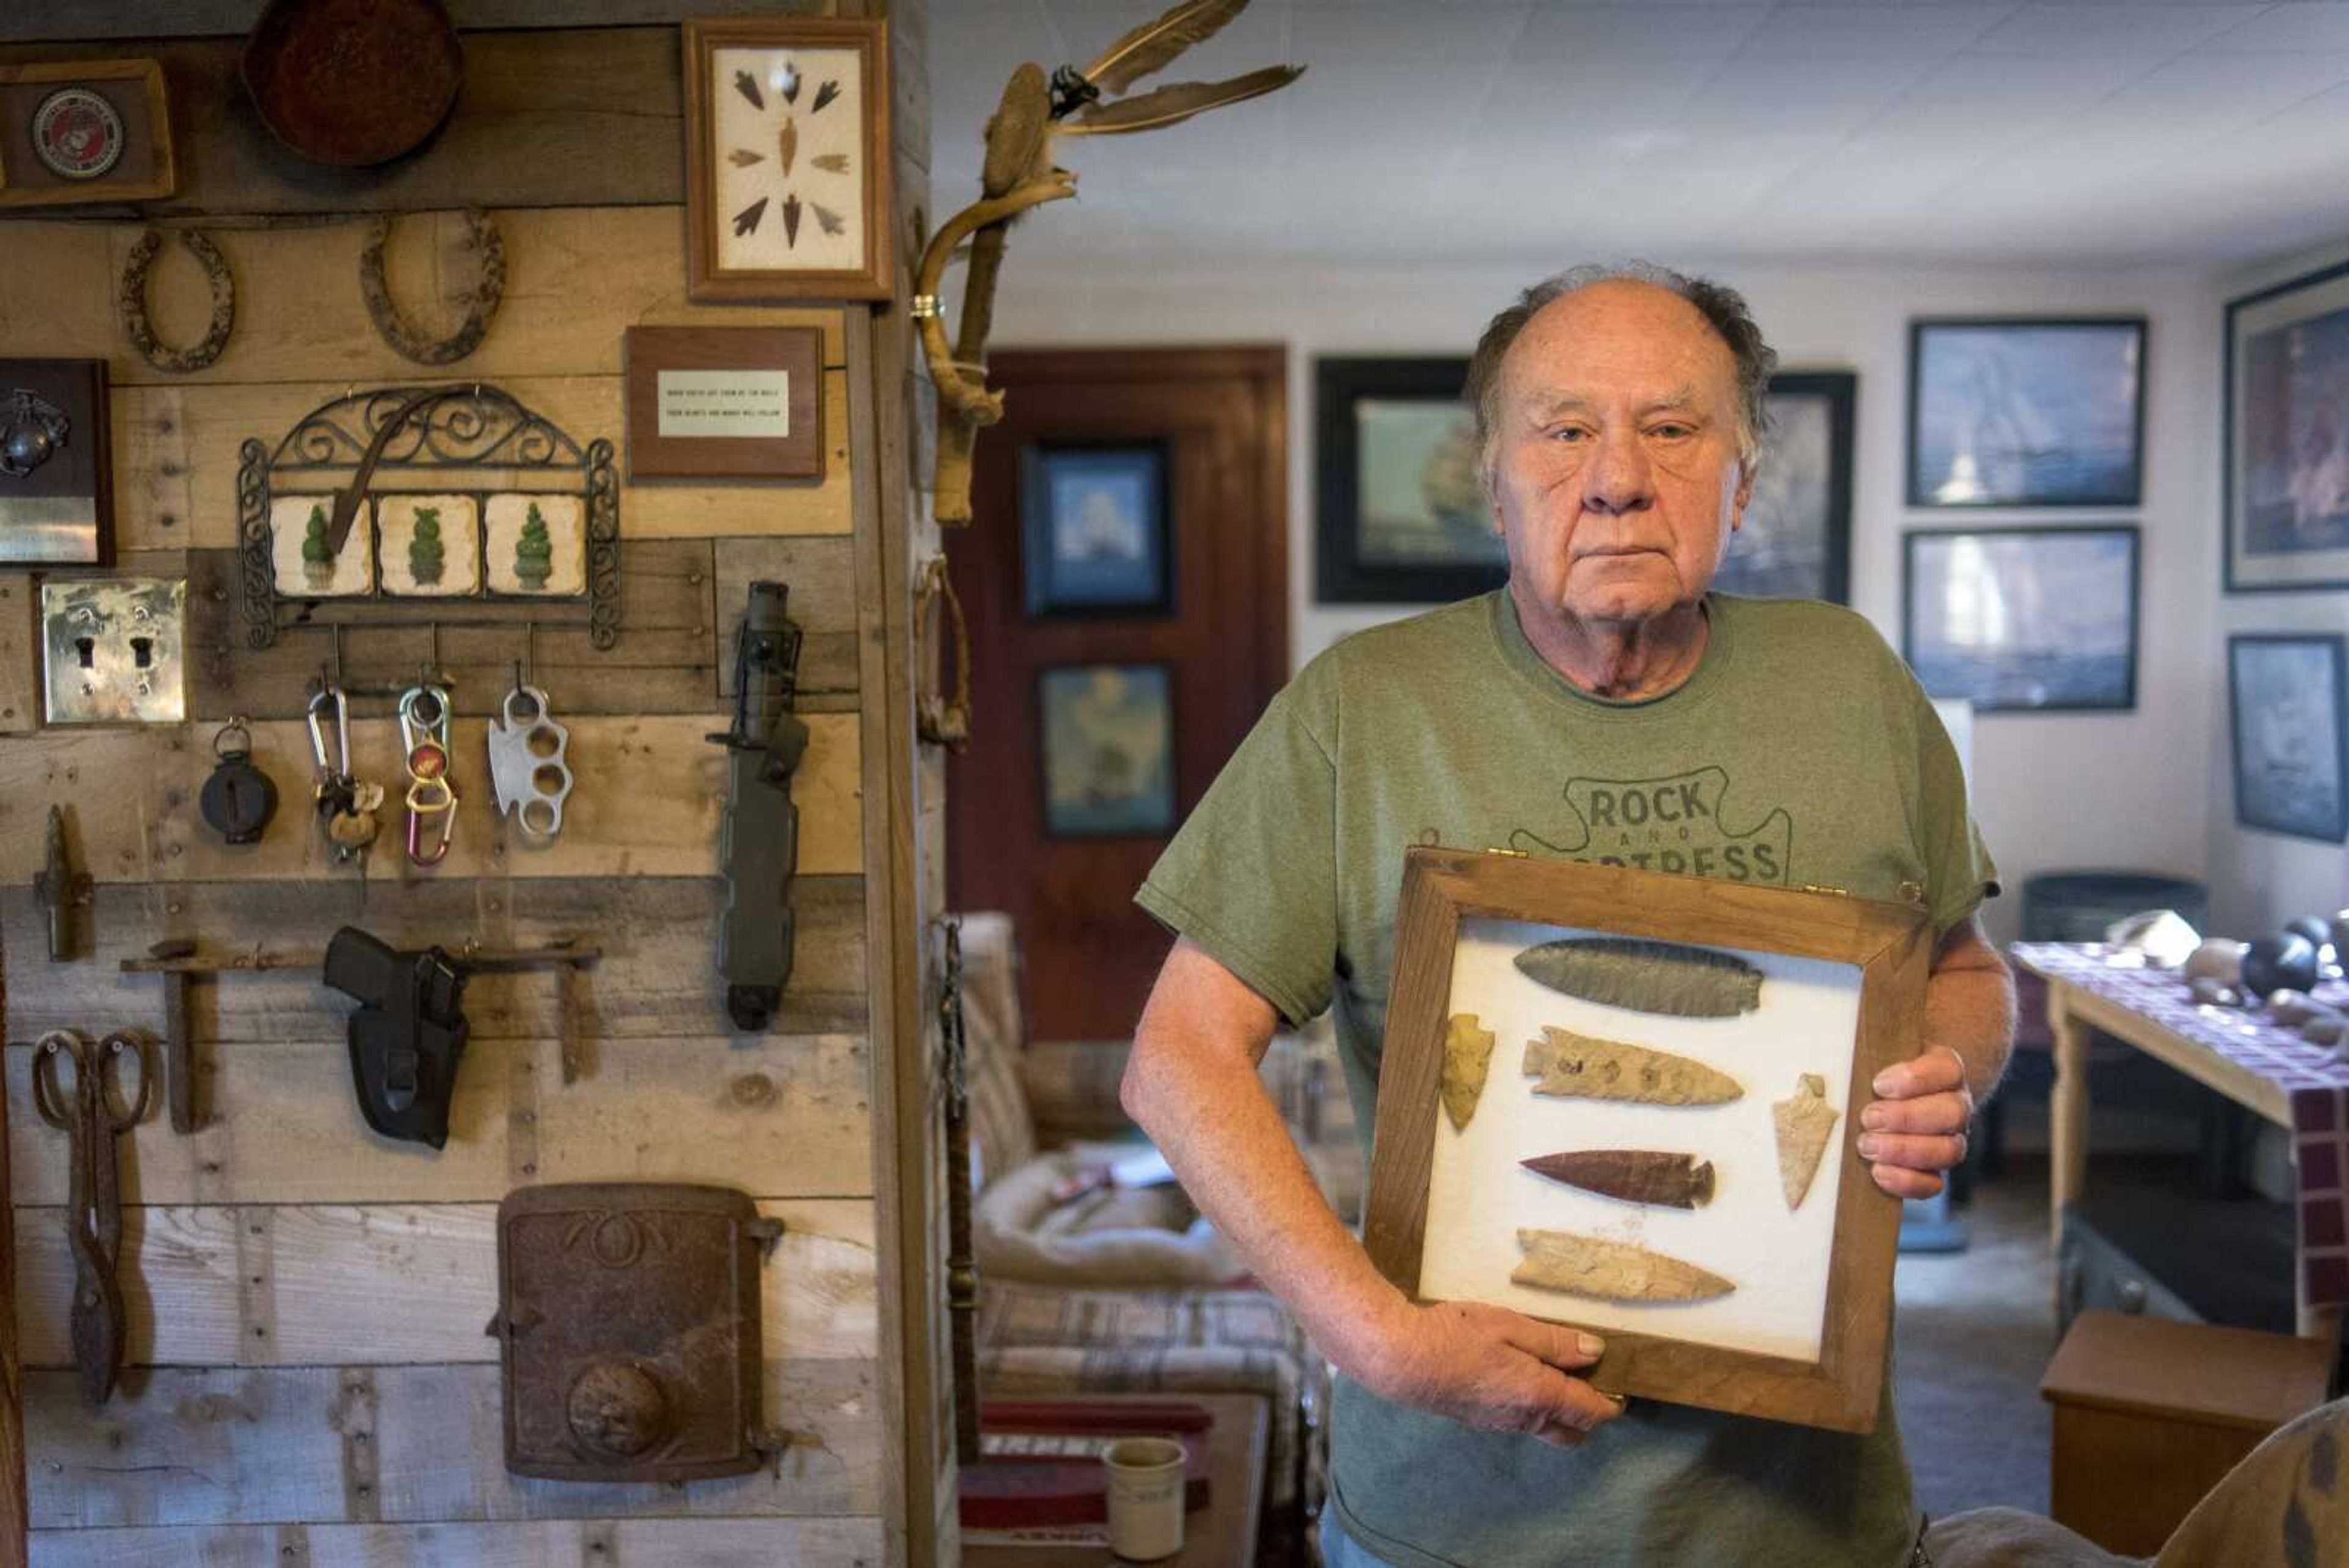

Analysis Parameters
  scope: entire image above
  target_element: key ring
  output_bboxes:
[399,686,458,866]
[307,686,350,780]
[214,716,254,762]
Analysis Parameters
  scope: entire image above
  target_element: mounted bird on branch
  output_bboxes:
[914,0,1305,522]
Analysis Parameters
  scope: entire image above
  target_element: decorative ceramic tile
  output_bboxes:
[483,492,585,597]
[377,492,481,597]
[270,492,374,597]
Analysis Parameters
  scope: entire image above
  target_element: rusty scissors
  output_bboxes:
[31,1028,151,1406]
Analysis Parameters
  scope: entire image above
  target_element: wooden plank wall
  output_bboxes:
[0,4,935,1564]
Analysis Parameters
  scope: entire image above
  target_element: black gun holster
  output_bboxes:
[324,926,471,1149]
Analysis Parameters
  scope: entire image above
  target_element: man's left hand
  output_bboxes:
[1858,1044,1973,1200]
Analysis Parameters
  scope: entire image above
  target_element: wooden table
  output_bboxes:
[2014,942,2349,1340]
[962,1392,1271,1567]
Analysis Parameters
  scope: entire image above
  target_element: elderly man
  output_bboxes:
[1123,264,2013,1567]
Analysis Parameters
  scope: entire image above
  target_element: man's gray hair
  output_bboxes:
[1463,261,1779,472]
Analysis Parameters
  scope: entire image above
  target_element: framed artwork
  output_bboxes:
[683,17,893,302]
[2229,634,2349,842]
[2225,258,2349,592]
[1020,442,1171,616]
[1902,526,2140,713]
[1907,318,2146,508]
[1364,848,1930,1433]
[1719,371,1854,604]
[1315,357,1503,604]
[0,357,111,564]
[1037,663,1176,838]
[623,325,824,481]
[0,59,175,209]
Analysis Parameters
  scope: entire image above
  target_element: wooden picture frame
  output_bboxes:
[1364,848,1931,1433]
[623,324,824,481]
[0,59,175,209]
[683,17,893,303]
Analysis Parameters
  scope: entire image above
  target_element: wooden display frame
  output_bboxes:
[0,58,175,209]
[623,324,824,481]
[1363,847,1931,1433]
[683,17,894,303]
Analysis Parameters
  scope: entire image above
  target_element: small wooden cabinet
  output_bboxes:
[2041,1310,2335,1554]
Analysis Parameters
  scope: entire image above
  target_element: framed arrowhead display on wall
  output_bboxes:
[1364,847,1932,1433]
[682,17,894,302]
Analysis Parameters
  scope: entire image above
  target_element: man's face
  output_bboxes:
[1486,280,1755,633]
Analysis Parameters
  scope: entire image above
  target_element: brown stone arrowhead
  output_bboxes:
[1513,1228,1736,1304]
[1521,1149,1715,1209]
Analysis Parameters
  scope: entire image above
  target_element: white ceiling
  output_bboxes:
[928,1,2349,271]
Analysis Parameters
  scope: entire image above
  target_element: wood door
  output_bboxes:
[946,346,1287,1044]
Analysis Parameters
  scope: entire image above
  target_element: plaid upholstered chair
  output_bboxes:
[957,911,1347,1566]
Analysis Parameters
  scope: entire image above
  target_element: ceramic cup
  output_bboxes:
[1102,1436,1186,1561]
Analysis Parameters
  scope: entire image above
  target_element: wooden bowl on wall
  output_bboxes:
[242,0,464,167]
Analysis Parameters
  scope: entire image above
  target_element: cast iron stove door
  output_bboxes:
[488,1183,782,1481]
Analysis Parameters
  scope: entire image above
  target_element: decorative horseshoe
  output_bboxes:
[359,208,505,366]
[117,228,236,374]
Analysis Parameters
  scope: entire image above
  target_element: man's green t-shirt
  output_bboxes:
[1137,590,1998,1568]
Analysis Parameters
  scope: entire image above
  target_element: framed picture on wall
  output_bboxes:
[1902,526,2140,713]
[1362,848,1931,1432]
[1907,318,2146,508]
[2225,258,2349,592]
[1037,663,1176,838]
[683,17,894,302]
[0,59,176,209]
[2228,633,2349,842]
[1315,356,1505,604]
[0,357,111,564]
[1718,371,1855,603]
[1020,442,1172,616]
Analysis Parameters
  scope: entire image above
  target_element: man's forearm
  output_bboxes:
[1123,990,1401,1373]
[1925,940,2014,1105]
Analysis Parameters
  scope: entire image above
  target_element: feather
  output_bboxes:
[1082,0,1251,97]
[1056,64,1303,137]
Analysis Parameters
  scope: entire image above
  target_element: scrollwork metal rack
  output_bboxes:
[237,383,620,651]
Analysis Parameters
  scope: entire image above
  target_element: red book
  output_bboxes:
[959,1400,1214,1529]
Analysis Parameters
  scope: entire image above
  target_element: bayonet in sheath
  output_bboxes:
[32,805,92,962]
[713,581,809,1032]
[1521,1149,1716,1209]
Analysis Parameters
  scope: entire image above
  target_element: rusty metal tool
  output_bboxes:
[144,938,202,1133]
[30,1028,152,1406]
[32,805,92,962]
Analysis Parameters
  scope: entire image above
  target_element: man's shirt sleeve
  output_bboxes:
[1136,682,1340,1028]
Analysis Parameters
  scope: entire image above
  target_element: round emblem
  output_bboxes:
[31,88,125,180]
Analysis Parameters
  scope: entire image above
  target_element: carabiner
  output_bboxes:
[307,685,351,779]
[406,795,456,865]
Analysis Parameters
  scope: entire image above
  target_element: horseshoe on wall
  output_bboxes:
[117,228,237,374]
[360,208,506,366]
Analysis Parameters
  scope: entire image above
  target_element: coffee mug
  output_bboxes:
[1102,1435,1187,1560]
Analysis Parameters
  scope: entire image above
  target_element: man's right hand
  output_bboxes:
[1348,1297,1625,1448]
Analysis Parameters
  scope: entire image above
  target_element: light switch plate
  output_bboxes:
[42,576,185,723]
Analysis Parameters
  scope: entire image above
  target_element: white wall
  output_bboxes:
[988,259,2217,943]
[2203,239,2349,937]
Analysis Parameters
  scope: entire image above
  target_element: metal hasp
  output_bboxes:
[32,804,92,962]
[486,1183,785,1482]
[321,926,470,1149]
[711,581,808,1032]
[28,1029,152,1405]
